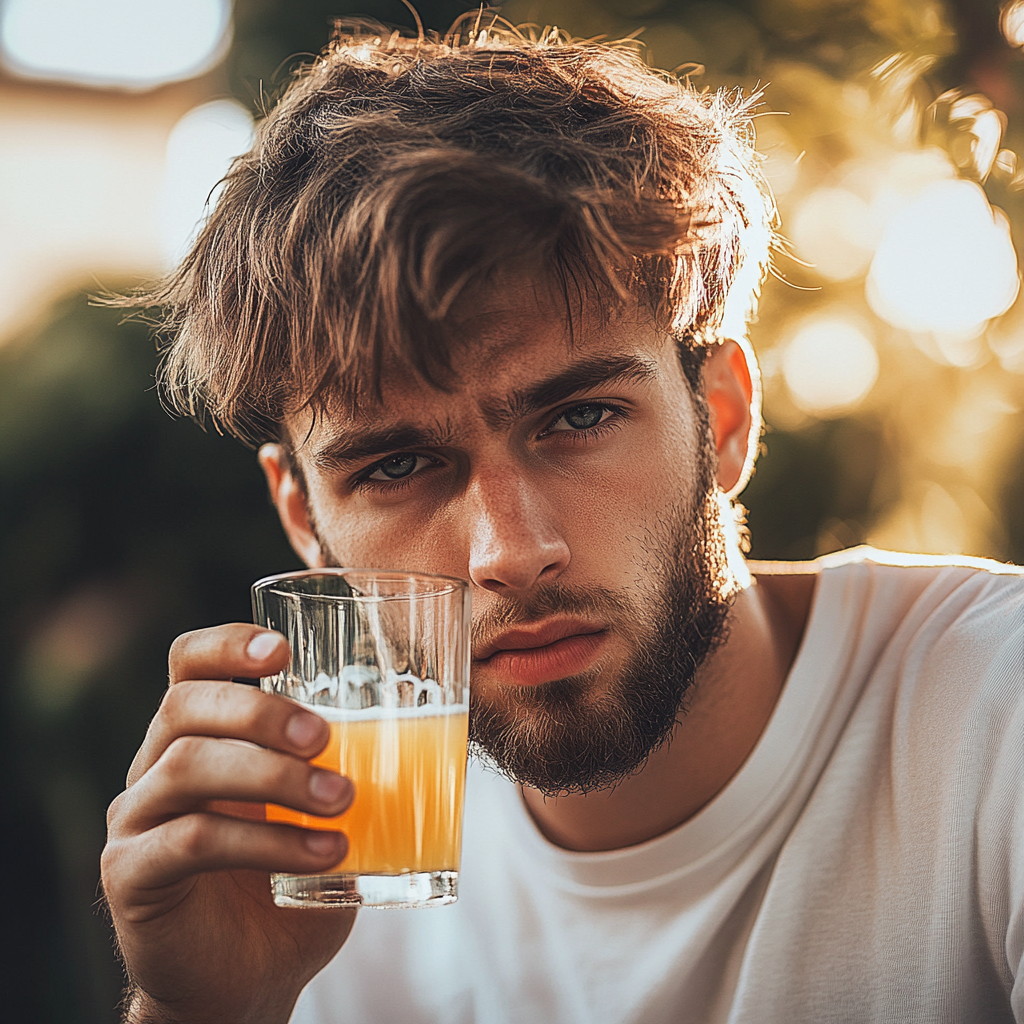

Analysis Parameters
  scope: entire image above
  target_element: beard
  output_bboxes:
[468,448,735,796]
[307,398,736,797]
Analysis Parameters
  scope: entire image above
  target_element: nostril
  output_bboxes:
[468,551,570,595]
[465,477,571,592]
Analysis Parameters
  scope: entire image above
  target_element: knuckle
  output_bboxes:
[177,815,214,862]
[168,629,201,674]
[161,734,205,774]
[106,790,127,828]
[158,680,212,732]
[157,680,183,719]
[99,837,128,883]
[156,678,197,724]
[98,843,122,896]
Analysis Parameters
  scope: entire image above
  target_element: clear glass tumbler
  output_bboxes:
[252,568,471,909]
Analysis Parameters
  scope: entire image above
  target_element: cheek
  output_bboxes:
[307,487,468,575]
[548,435,698,581]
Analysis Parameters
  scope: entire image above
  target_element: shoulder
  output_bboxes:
[812,544,1024,586]
[854,548,1024,666]
[814,545,1024,642]
[827,550,1024,796]
[785,547,1023,758]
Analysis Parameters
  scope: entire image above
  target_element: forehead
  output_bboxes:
[288,281,680,455]
[393,282,666,400]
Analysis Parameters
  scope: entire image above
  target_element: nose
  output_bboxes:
[465,469,570,595]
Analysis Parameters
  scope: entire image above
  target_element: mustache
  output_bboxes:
[471,582,634,643]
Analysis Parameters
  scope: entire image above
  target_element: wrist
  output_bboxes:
[121,986,294,1024]
[121,987,178,1024]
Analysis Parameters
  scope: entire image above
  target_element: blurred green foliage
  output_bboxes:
[3,0,1024,1021]
[0,298,299,1021]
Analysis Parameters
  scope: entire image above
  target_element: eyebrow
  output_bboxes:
[307,353,658,469]
[479,353,658,429]
[309,422,457,471]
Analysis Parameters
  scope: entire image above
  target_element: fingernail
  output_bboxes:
[286,711,322,748]
[247,631,282,662]
[309,770,349,804]
[304,831,340,856]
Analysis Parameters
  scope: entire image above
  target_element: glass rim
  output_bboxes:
[252,567,468,603]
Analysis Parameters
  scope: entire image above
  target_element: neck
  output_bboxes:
[519,563,818,852]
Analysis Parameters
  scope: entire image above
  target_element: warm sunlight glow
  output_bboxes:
[158,100,255,268]
[790,187,877,281]
[782,316,879,415]
[0,0,231,89]
[866,179,1019,333]
[1002,0,1024,48]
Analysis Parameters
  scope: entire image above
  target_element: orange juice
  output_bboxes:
[267,706,469,875]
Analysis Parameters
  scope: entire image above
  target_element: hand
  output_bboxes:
[102,625,357,1024]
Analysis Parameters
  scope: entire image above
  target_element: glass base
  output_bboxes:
[271,869,458,909]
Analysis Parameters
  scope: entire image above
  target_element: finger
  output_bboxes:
[168,624,289,686]
[207,799,265,821]
[105,814,348,895]
[126,681,329,788]
[120,735,353,830]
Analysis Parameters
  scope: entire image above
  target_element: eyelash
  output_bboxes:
[354,455,438,494]
[353,402,627,493]
[541,402,627,441]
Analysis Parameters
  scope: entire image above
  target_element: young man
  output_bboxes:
[101,25,1024,1024]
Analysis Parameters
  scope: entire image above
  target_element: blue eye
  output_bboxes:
[563,404,604,429]
[548,403,616,433]
[369,454,420,480]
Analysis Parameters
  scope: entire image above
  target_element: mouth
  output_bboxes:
[473,620,608,687]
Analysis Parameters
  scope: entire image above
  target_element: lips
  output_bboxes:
[474,620,607,687]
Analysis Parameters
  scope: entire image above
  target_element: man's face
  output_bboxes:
[276,288,735,792]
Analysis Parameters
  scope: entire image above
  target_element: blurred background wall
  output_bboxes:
[1,0,1022,1019]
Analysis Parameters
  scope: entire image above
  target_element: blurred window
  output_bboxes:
[0,0,231,90]
[159,99,255,267]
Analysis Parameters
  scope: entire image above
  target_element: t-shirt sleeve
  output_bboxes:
[1001,633,1024,1021]
[976,591,1024,1021]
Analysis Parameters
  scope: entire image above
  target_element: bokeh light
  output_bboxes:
[0,0,231,90]
[866,178,1019,333]
[159,100,255,268]
[782,317,880,415]
[790,188,877,281]
[1001,0,1024,48]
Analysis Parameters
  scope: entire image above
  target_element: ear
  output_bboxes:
[258,444,325,568]
[703,339,755,495]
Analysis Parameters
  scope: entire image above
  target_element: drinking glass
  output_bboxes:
[252,568,471,909]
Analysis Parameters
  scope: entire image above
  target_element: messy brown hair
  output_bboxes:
[133,17,774,446]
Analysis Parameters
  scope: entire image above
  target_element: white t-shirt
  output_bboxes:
[292,549,1024,1024]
